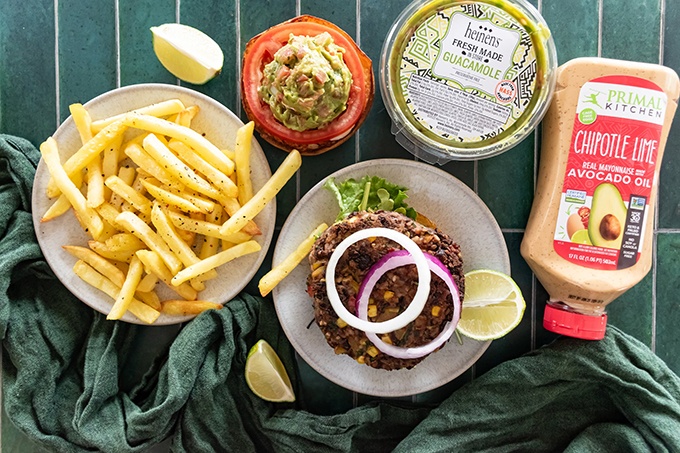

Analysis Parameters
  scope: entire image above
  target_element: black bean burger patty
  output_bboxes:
[306,210,464,370]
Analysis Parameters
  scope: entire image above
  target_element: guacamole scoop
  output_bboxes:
[258,32,353,132]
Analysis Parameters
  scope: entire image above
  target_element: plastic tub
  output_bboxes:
[380,0,557,163]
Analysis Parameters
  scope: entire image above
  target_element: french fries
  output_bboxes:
[116,211,183,274]
[39,99,296,324]
[235,121,254,205]
[40,137,105,239]
[73,260,160,324]
[88,240,137,263]
[108,256,145,320]
[135,249,197,301]
[142,133,222,199]
[45,119,128,198]
[105,233,146,251]
[219,150,301,237]
[90,99,186,132]
[41,171,83,222]
[121,112,235,175]
[171,240,261,286]
[70,103,106,208]
[258,223,328,297]
[161,300,223,316]
[169,140,238,198]
[137,272,159,293]
[105,175,152,216]
[166,209,252,243]
[150,203,217,282]
[169,105,200,128]
[63,245,126,286]
[124,143,179,188]
[140,179,202,213]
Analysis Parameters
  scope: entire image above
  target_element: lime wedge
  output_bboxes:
[456,269,526,341]
[245,340,295,402]
[150,23,224,85]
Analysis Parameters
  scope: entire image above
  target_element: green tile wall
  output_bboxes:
[58,1,118,119]
[477,137,536,230]
[179,1,239,111]
[601,0,661,64]
[542,1,599,64]
[0,0,57,145]
[119,0,177,86]
[2,0,680,450]
[359,0,414,161]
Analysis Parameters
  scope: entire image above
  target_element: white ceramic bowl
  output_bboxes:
[32,84,275,325]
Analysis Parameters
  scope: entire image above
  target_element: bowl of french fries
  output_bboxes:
[32,84,299,325]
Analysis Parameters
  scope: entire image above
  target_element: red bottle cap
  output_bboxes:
[543,303,607,340]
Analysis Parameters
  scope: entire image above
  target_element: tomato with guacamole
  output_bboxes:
[242,15,374,155]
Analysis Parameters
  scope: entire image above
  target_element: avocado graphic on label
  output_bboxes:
[588,183,627,250]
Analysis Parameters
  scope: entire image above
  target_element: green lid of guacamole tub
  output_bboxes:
[380,0,557,163]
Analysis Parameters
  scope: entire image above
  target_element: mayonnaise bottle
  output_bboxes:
[521,57,680,340]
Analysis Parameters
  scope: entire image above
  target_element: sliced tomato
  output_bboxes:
[242,15,373,152]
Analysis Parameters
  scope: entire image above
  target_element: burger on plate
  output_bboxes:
[306,210,464,370]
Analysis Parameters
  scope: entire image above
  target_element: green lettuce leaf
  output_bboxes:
[324,175,417,222]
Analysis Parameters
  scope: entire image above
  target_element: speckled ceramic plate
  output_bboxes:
[273,159,510,397]
[32,84,274,325]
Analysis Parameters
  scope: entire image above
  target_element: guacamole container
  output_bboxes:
[380,0,557,163]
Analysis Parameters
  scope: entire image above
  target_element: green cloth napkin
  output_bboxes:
[2,134,680,453]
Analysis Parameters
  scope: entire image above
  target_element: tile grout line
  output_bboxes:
[651,232,658,352]
[531,129,539,350]
[658,228,680,233]
[531,271,537,348]
[235,0,242,119]
[660,0,666,65]
[295,168,301,202]
[597,0,603,57]
[473,161,478,193]
[532,127,540,351]
[651,0,666,353]
[114,0,121,88]
[54,0,61,126]
[176,0,181,85]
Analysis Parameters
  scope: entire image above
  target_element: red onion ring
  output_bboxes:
[356,250,461,359]
[325,228,431,334]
